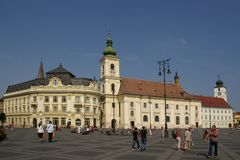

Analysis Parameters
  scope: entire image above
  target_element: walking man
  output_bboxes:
[46,121,54,142]
[140,126,147,151]
[131,127,140,151]
[208,125,219,158]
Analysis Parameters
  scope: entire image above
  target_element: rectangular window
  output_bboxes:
[176,105,179,110]
[44,96,49,103]
[93,108,96,114]
[53,96,58,103]
[61,118,66,126]
[62,106,66,112]
[166,104,169,109]
[185,105,188,110]
[75,96,81,103]
[85,97,90,103]
[62,96,67,103]
[155,103,158,109]
[53,106,58,112]
[144,103,147,108]
[33,96,37,102]
[195,106,198,110]
[130,102,134,107]
[75,107,81,113]
[93,98,97,104]
[45,106,49,112]
[85,107,90,113]
[46,117,50,124]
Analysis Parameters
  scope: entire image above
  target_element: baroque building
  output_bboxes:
[3,63,100,128]
[3,36,234,128]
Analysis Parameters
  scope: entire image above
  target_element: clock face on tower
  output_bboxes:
[218,92,222,96]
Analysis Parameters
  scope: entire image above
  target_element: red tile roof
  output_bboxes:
[119,78,194,100]
[193,95,232,109]
[234,112,240,116]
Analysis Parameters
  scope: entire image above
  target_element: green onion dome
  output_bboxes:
[103,37,117,56]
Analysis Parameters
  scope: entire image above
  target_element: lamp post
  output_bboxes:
[149,97,152,129]
[209,105,211,129]
[158,58,171,138]
[111,84,116,132]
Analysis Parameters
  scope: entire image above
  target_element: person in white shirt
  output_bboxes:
[77,125,81,134]
[46,121,54,142]
[36,123,44,142]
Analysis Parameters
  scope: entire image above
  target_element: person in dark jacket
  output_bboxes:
[140,126,147,151]
[132,127,140,151]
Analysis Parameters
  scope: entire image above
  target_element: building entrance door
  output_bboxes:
[33,118,37,128]
[53,117,59,126]
[196,122,199,128]
[130,121,135,128]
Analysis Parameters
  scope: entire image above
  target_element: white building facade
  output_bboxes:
[3,37,233,129]
[4,63,101,128]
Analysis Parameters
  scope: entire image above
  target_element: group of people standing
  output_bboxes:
[173,125,219,158]
[36,121,55,142]
[173,127,194,151]
[132,126,147,151]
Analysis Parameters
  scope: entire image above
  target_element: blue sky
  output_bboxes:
[0,0,240,111]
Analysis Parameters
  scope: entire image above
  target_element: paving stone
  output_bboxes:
[116,154,158,160]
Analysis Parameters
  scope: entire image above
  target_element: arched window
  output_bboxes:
[176,116,180,125]
[111,83,115,93]
[110,64,115,70]
[166,116,170,122]
[143,115,148,122]
[155,115,159,122]
[185,116,189,125]
[130,111,134,116]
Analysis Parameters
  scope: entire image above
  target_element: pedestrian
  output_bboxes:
[140,126,147,151]
[184,128,191,151]
[46,121,54,142]
[36,123,44,142]
[77,125,81,134]
[160,127,164,139]
[202,128,208,142]
[131,127,140,151]
[190,127,194,146]
[176,128,181,150]
[11,123,14,131]
[172,128,177,139]
[207,125,219,158]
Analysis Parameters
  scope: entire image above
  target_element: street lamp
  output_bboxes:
[158,58,171,138]
[209,105,211,129]
[148,97,153,135]
[111,83,116,132]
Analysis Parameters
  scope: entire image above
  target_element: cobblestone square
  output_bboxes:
[0,128,240,160]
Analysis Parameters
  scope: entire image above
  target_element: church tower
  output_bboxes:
[99,35,120,129]
[38,60,45,79]
[214,76,227,102]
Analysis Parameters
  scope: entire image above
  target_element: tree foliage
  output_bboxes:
[0,113,6,124]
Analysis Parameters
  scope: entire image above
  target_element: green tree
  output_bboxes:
[0,113,6,125]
